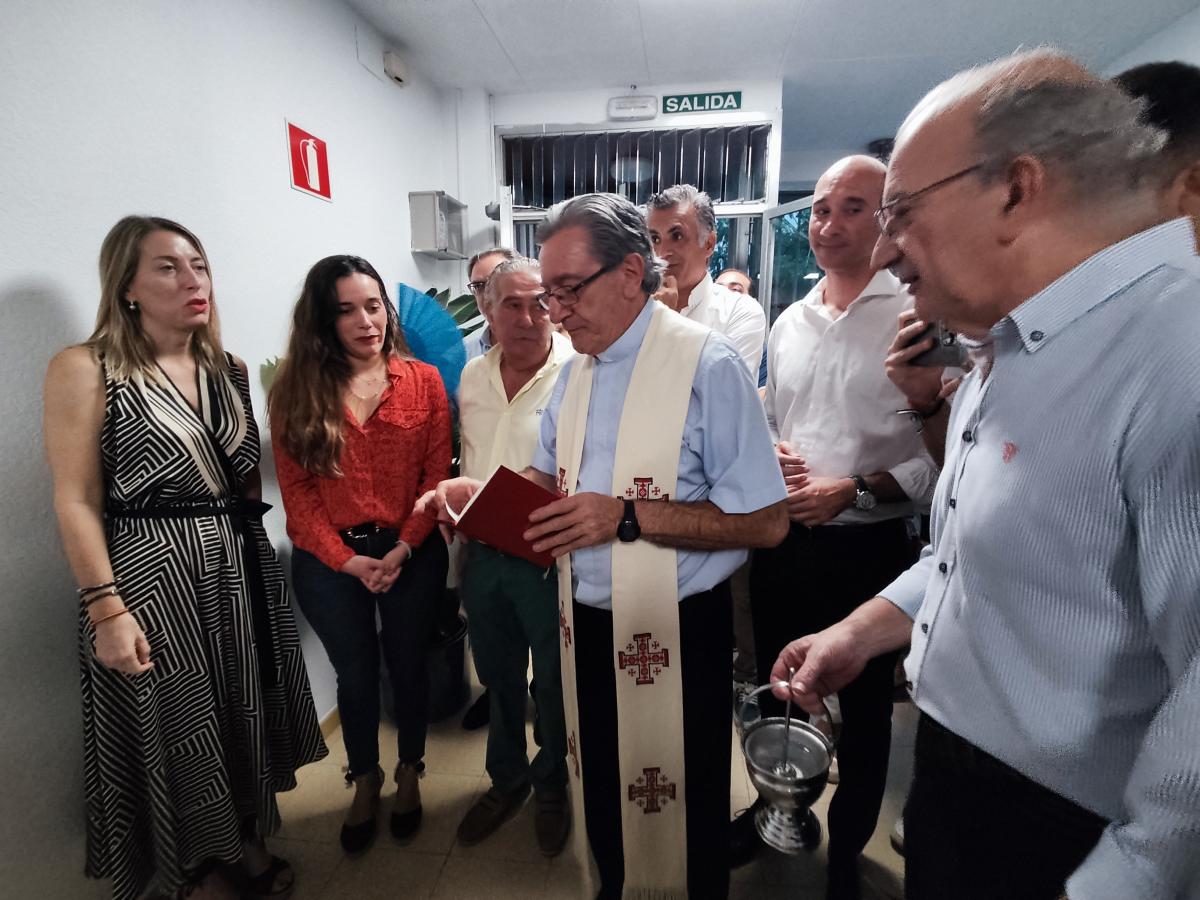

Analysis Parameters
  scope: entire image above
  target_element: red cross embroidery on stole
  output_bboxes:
[559,601,572,650]
[625,476,668,501]
[628,767,676,814]
[556,467,568,497]
[568,731,580,778]
[618,633,669,685]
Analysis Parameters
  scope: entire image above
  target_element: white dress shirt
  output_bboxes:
[458,331,573,482]
[765,269,937,523]
[881,219,1200,900]
[678,273,767,378]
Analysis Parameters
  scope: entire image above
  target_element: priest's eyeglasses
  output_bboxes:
[874,163,984,237]
[536,262,618,311]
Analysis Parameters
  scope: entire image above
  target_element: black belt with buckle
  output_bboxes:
[339,522,400,558]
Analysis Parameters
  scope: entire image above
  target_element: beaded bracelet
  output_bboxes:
[90,608,130,626]
[81,588,121,607]
[78,580,116,598]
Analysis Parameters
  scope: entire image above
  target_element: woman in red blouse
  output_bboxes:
[269,255,450,854]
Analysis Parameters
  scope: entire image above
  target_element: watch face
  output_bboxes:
[618,520,640,542]
[856,491,877,511]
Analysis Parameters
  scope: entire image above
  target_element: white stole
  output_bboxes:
[555,303,709,898]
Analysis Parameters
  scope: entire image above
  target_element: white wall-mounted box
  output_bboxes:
[409,190,467,259]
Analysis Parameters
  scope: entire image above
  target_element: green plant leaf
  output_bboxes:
[260,357,281,392]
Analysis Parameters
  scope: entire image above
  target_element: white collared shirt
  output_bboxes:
[677,273,766,378]
[765,269,937,523]
[458,331,574,482]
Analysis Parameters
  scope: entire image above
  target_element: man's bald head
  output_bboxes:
[896,50,1092,148]
[892,48,1165,216]
[808,155,888,277]
[815,155,887,196]
[873,49,1171,340]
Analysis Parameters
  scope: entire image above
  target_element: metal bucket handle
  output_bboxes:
[738,682,842,749]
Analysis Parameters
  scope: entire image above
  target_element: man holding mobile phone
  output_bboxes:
[731,155,938,900]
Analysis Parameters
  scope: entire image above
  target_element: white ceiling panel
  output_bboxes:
[477,0,651,89]
[784,0,1200,65]
[782,50,985,148]
[344,0,1200,160]
[345,0,526,89]
[636,0,801,82]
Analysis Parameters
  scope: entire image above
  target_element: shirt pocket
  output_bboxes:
[376,405,431,430]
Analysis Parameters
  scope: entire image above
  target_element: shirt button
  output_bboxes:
[962,430,974,443]
[920,623,929,634]
[938,562,948,574]
[1031,330,1044,341]
[948,498,957,508]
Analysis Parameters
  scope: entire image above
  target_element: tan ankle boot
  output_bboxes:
[340,766,383,853]
[391,761,424,840]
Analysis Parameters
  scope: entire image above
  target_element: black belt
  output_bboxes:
[338,522,400,558]
[106,497,277,685]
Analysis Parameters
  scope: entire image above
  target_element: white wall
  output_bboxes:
[1104,6,1200,73]
[0,0,457,894]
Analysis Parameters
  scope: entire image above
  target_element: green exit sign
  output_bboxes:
[663,91,742,114]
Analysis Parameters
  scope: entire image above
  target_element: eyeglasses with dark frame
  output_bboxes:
[535,261,618,311]
[467,279,489,295]
[874,163,984,237]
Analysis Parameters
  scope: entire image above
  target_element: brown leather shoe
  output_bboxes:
[533,788,570,857]
[456,783,531,846]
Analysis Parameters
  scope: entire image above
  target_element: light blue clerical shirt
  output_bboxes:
[880,218,1200,900]
[533,300,786,609]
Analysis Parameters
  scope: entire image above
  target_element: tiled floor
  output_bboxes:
[273,675,915,900]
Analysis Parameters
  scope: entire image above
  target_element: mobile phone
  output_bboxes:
[908,321,967,367]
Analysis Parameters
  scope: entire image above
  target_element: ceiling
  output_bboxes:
[346,0,1200,166]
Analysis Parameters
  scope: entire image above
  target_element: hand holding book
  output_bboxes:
[418,467,561,567]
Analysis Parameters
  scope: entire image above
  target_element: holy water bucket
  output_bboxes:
[738,682,841,854]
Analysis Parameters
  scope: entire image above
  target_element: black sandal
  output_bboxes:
[241,855,294,900]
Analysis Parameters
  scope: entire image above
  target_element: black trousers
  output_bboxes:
[905,714,1108,900]
[750,518,917,871]
[574,585,732,900]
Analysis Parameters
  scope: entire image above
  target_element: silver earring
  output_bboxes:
[127,299,138,311]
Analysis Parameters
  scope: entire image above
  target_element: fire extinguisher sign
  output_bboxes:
[286,121,331,201]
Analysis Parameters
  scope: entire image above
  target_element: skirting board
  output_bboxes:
[319,707,340,741]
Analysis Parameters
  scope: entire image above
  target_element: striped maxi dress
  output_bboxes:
[79,354,327,900]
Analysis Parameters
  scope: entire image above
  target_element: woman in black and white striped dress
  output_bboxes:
[43,216,327,900]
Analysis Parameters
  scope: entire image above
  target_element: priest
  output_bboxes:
[424,192,787,898]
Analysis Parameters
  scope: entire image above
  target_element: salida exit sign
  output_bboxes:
[663,91,742,113]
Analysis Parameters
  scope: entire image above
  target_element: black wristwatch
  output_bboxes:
[617,499,641,542]
[851,474,877,511]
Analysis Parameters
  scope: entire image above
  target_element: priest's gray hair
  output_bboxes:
[645,184,717,242]
[481,256,540,310]
[537,193,664,295]
[901,48,1167,207]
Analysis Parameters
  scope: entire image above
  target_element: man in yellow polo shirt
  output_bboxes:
[453,257,576,854]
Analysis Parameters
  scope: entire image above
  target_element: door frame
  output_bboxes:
[757,195,815,321]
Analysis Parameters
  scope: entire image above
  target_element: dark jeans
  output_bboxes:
[905,714,1108,900]
[750,518,917,872]
[292,534,447,776]
[461,541,566,793]
[575,585,731,900]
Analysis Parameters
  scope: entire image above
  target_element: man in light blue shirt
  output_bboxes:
[427,194,787,898]
[773,51,1200,900]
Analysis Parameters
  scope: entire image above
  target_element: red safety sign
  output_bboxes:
[286,121,331,201]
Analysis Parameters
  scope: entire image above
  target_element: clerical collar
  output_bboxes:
[595,299,654,364]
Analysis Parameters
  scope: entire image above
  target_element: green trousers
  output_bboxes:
[461,542,567,793]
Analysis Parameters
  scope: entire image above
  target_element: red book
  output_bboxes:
[447,465,560,567]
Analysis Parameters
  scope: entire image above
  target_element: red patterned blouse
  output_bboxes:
[274,356,452,571]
